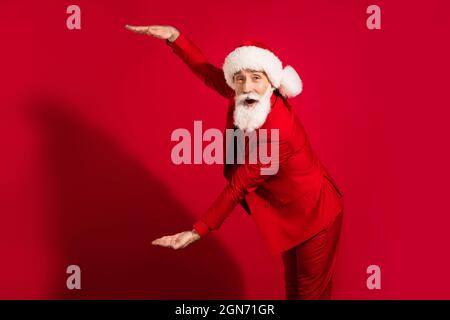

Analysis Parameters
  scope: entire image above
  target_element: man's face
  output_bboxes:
[233,69,272,99]
[232,69,274,132]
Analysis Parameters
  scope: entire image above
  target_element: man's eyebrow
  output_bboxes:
[233,71,263,78]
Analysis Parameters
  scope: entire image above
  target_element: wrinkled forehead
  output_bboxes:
[233,69,267,78]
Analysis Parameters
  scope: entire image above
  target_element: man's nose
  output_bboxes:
[243,80,253,94]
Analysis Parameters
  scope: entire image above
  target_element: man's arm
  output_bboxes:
[166,33,235,100]
[192,134,294,237]
[125,24,234,100]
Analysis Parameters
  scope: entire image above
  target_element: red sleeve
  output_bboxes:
[166,33,234,99]
[193,131,294,237]
[193,220,210,238]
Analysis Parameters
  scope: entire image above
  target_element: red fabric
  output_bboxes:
[168,33,344,254]
[238,40,274,53]
[281,210,344,300]
[192,220,210,238]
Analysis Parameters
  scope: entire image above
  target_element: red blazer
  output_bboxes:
[167,33,344,255]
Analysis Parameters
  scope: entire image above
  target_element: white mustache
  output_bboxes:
[235,92,261,105]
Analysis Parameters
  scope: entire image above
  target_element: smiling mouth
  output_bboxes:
[244,98,258,106]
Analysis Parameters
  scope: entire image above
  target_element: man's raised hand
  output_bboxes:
[125,24,180,42]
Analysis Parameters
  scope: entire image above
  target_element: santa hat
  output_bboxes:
[222,40,303,99]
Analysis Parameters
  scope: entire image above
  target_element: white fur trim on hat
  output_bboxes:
[223,45,303,99]
[279,65,303,98]
[223,46,282,89]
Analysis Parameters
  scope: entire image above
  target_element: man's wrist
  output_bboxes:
[191,229,201,240]
[168,30,180,42]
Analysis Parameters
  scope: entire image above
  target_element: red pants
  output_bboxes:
[281,210,343,300]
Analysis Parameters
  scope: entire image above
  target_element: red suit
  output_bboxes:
[166,34,344,257]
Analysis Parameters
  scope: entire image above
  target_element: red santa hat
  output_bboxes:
[222,40,303,99]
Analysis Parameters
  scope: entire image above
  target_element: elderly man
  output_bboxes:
[126,24,344,300]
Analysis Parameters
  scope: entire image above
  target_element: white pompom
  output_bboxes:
[278,65,303,98]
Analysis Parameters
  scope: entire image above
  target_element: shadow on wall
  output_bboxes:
[26,96,244,299]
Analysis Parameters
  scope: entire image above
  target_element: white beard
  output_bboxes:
[233,86,274,133]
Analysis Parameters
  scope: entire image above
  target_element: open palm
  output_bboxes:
[125,24,179,42]
[152,230,199,250]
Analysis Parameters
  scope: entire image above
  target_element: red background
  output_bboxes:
[1,0,450,299]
